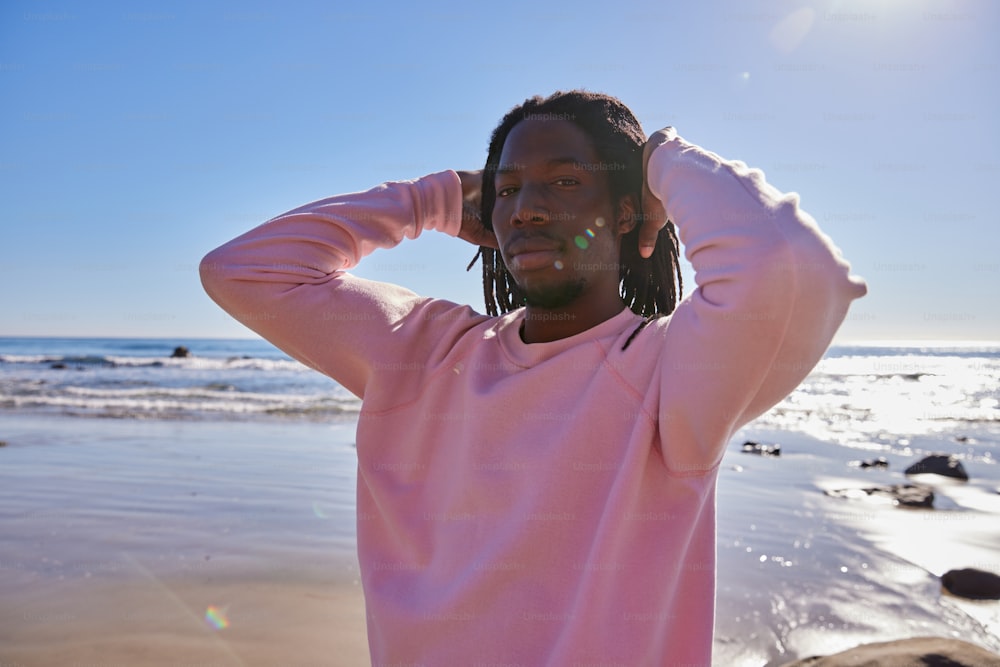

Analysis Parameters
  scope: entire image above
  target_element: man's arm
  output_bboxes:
[200,170,492,398]
[642,130,867,472]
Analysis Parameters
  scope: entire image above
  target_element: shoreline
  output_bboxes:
[1,414,998,665]
[716,426,1000,665]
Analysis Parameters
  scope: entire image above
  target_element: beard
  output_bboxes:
[518,276,587,310]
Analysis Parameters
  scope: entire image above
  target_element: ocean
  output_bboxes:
[2,337,997,448]
[0,336,360,422]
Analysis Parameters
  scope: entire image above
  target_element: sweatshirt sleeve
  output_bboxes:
[647,130,867,474]
[199,171,476,399]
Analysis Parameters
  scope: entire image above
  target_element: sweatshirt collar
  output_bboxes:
[495,306,642,368]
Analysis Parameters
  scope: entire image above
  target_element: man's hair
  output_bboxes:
[470,90,683,319]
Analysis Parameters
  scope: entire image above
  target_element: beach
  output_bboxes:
[1,339,998,665]
[0,415,370,666]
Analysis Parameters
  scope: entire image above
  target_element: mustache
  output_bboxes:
[503,231,565,255]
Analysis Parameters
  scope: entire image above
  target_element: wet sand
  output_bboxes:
[714,427,1000,666]
[2,574,369,667]
[1,416,997,666]
[0,415,368,666]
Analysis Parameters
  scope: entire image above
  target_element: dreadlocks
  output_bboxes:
[469,90,683,320]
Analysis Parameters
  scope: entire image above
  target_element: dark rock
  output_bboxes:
[741,441,780,457]
[942,568,1000,600]
[904,454,969,481]
[50,362,67,369]
[779,636,1000,666]
[850,457,889,469]
[170,346,190,358]
[882,484,935,508]
[0,440,7,447]
[825,483,934,508]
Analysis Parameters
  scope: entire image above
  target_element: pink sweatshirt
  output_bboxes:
[201,132,866,666]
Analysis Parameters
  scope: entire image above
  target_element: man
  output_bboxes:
[201,90,866,665]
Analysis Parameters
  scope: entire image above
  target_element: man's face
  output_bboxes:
[492,118,628,310]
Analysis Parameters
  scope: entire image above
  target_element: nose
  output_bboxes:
[510,183,550,227]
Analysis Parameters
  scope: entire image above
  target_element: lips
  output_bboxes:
[505,236,564,271]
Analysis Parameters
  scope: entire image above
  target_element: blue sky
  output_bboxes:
[1,0,997,342]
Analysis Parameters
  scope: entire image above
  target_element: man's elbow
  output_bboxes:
[199,248,234,303]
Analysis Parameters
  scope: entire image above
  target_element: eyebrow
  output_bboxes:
[495,157,584,175]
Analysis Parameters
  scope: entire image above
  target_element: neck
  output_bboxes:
[520,297,626,343]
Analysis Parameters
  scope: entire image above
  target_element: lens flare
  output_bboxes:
[205,605,229,630]
[574,236,589,249]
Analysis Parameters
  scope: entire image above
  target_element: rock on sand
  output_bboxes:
[741,440,780,456]
[824,484,934,508]
[779,636,1000,666]
[904,454,969,481]
[941,568,1000,600]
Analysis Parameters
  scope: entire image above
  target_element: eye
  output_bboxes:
[554,177,579,186]
[496,185,518,198]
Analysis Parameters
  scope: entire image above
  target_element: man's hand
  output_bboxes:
[637,127,676,259]
[455,170,499,249]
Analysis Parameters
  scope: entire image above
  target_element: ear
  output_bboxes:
[615,194,638,235]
